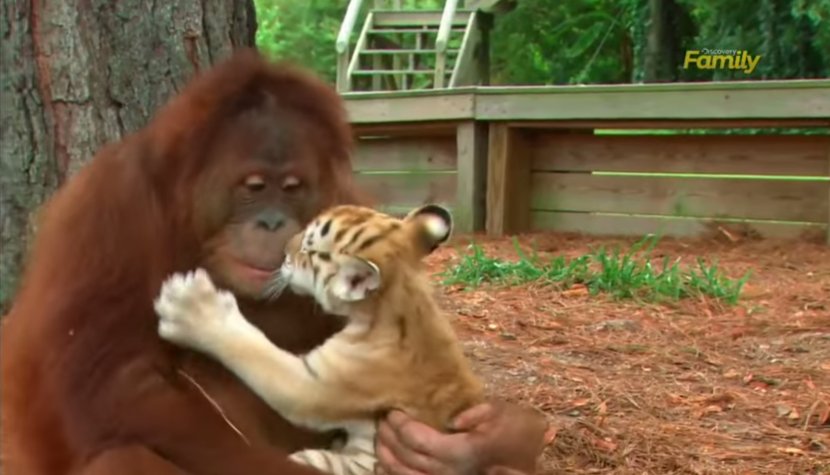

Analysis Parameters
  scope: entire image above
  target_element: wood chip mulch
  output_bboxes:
[426,232,830,475]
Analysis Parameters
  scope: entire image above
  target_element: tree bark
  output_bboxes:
[642,0,665,82]
[0,0,257,313]
[643,0,693,82]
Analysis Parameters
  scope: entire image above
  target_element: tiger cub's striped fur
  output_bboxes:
[154,204,485,475]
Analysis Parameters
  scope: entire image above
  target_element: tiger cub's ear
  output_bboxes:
[403,204,453,255]
[330,255,381,302]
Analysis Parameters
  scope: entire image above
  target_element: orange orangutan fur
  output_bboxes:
[0,48,371,475]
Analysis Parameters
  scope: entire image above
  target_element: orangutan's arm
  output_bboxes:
[64,350,325,475]
[154,269,377,428]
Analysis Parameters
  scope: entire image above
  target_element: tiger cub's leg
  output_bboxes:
[289,447,376,475]
[290,421,377,475]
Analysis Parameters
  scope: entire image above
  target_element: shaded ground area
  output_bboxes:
[426,233,830,475]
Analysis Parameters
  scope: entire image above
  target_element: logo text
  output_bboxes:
[683,49,761,74]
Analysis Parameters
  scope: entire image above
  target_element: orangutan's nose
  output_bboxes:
[255,210,285,232]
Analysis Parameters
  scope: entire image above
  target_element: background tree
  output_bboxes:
[642,0,695,82]
[680,0,830,80]
[254,0,345,82]
[249,0,829,86]
[0,0,257,312]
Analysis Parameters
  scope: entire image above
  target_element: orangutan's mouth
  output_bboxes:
[231,256,282,284]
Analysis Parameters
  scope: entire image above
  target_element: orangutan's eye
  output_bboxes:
[282,175,302,192]
[244,174,266,193]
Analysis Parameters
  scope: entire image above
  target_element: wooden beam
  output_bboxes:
[336,52,350,93]
[371,11,471,28]
[486,124,530,236]
[530,134,830,176]
[455,122,488,233]
[345,93,475,124]
[471,78,830,93]
[342,79,830,99]
[530,173,828,223]
[346,11,374,92]
[529,211,827,242]
[474,83,830,121]
[341,80,830,124]
[352,122,459,138]
[449,12,481,87]
[506,119,830,129]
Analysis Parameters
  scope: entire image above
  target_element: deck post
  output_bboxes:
[486,123,530,236]
[455,121,488,233]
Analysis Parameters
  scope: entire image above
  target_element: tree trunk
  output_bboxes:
[643,0,693,82]
[642,0,665,82]
[0,0,257,313]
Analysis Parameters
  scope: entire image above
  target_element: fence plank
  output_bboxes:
[531,134,830,176]
[530,211,827,241]
[353,136,458,172]
[353,122,459,138]
[374,204,457,219]
[354,172,457,208]
[508,119,830,129]
[530,173,828,223]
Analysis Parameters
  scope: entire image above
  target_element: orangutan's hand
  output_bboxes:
[375,401,547,475]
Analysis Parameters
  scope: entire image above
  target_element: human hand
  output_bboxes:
[375,401,547,475]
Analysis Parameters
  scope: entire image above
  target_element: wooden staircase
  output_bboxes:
[336,0,497,92]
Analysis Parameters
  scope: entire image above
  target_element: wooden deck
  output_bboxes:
[342,80,830,243]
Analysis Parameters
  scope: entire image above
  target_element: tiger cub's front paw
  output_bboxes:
[154,268,241,351]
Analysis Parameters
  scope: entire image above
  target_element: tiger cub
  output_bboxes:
[154,203,485,475]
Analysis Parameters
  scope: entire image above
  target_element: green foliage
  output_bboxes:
[254,0,282,59]
[490,0,646,85]
[488,0,829,84]
[252,0,444,85]
[680,0,830,80]
[253,0,348,84]
[252,0,830,86]
[440,236,751,304]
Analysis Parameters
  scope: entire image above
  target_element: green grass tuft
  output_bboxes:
[440,235,751,304]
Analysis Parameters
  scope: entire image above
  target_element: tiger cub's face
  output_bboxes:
[270,204,452,316]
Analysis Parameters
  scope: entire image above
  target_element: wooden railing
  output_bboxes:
[434,0,459,88]
[335,0,492,92]
[335,0,364,92]
[449,9,483,87]
[341,80,830,243]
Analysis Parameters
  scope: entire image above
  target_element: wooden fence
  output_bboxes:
[350,122,488,233]
[343,80,830,243]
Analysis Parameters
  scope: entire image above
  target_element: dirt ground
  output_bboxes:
[426,232,830,475]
